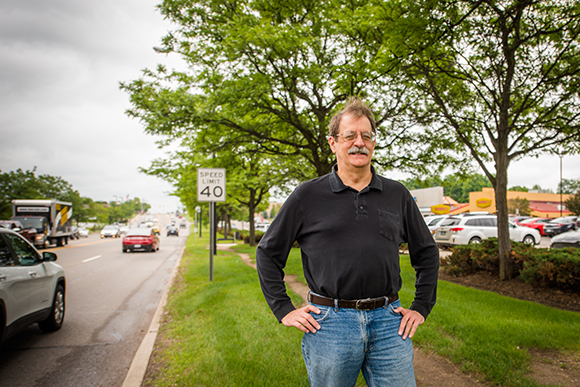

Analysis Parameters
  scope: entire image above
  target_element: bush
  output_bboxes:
[518,248,580,290]
[243,231,265,244]
[443,238,580,291]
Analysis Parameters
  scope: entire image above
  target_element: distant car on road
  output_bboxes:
[78,227,89,238]
[550,230,580,249]
[166,226,179,237]
[100,225,120,238]
[434,215,541,248]
[122,228,160,253]
[0,228,66,347]
[543,216,578,237]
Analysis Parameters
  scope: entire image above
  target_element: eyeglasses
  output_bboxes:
[335,131,376,143]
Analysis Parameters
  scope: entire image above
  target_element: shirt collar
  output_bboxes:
[329,165,383,193]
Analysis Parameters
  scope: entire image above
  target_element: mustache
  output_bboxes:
[347,146,369,155]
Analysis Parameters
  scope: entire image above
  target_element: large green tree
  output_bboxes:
[121,0,450,191]
[371,0,580,279]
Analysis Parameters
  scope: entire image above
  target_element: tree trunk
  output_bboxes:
[248,190,256,246]
[495,152,516,280]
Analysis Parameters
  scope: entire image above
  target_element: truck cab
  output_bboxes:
[11,216,50,249]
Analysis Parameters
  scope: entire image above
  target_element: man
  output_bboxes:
[256,97,439,387]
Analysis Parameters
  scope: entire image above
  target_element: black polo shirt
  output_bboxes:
[256,166,439,322]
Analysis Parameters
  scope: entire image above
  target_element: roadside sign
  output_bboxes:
[197,168,226,202]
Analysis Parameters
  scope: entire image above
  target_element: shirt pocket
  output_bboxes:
[378,210,400,242]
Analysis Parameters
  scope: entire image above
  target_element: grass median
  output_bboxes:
[145,233,580,387]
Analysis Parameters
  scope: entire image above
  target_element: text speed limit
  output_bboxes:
[197,168,226,202]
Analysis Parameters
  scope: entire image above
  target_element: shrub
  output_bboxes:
[518,248,580,290]
[443,239,580,291]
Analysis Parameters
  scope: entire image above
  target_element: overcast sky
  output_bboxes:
[1,1,578,215]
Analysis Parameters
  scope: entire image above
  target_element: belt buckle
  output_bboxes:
[355,298,372,310]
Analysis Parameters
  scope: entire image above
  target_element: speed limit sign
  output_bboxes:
[197,168,226,202]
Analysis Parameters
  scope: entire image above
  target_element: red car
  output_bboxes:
[519,217,552,236]
[122,228,160,253]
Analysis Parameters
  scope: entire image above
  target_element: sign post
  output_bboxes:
[197,168,226,281]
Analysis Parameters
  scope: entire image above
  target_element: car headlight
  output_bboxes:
[36,233,45,240]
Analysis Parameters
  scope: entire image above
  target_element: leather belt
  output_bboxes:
[308,292,399,311]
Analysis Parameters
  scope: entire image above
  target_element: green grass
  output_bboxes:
[145,233,580,387]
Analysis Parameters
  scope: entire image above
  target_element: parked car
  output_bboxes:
[423,215,449,235]
[119,226,130,235]
[518,217,552,236]
[508,215,532,225]
[0,228,66,347]
[543,216,578,237]
[166,226,179,237]
[0,220,37,244]
[122,228,160,253]
[550,230,580,249]
[78,227,89,238]
[100,225,120,238]
[434,215,541,248]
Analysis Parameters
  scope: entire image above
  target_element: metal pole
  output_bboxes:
[209,203,214,282]
[213,202,217,255]
[560,155,564,218]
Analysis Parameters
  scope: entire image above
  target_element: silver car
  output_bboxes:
[0,228,66,346]
[434,215,541,248]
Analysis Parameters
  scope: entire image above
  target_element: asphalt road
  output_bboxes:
[0,214,187,387]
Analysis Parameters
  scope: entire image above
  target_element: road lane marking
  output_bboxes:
[83,255,102,263]
[44,238,121,251]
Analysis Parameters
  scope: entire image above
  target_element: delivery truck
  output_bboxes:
[11,199,74,248]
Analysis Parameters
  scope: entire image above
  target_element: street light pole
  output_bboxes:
[558,153,564,218]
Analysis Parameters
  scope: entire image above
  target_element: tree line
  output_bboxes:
[0,168,150,225]
[121,0,580,279]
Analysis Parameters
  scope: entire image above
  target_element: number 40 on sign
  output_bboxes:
[197,168,226,202]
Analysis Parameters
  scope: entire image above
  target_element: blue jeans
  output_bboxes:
[301,298,416,387]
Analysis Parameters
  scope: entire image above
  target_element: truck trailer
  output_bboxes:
[12,199,74,248]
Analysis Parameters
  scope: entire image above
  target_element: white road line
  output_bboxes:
[83,255,102,263]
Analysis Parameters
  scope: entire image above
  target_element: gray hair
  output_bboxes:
[328,97,376,138]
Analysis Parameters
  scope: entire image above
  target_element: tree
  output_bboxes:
[559,178,580,195]
[121,0,452,190]
[0,168,41,219]
[507,197,531,216]
[373,0,580,279]
[565,190,580,216]
[402,172,491,203]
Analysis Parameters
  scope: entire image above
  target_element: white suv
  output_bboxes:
[0,228,66,347]
[434,215,541,248]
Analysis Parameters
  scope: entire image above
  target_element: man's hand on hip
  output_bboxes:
[281,305,321,333]
[394,307,425,340]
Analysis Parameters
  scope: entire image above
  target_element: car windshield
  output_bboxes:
[126,229,152,237]
[440,218,461,226]
[12,217,44,229]
[103,225,118,230]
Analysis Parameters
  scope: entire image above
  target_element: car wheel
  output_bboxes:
[523,235,535,244]
[122,247,127,253]
[469,237,482,244]
[38,284,65,332]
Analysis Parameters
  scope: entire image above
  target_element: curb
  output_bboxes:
[121,243,185,387]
